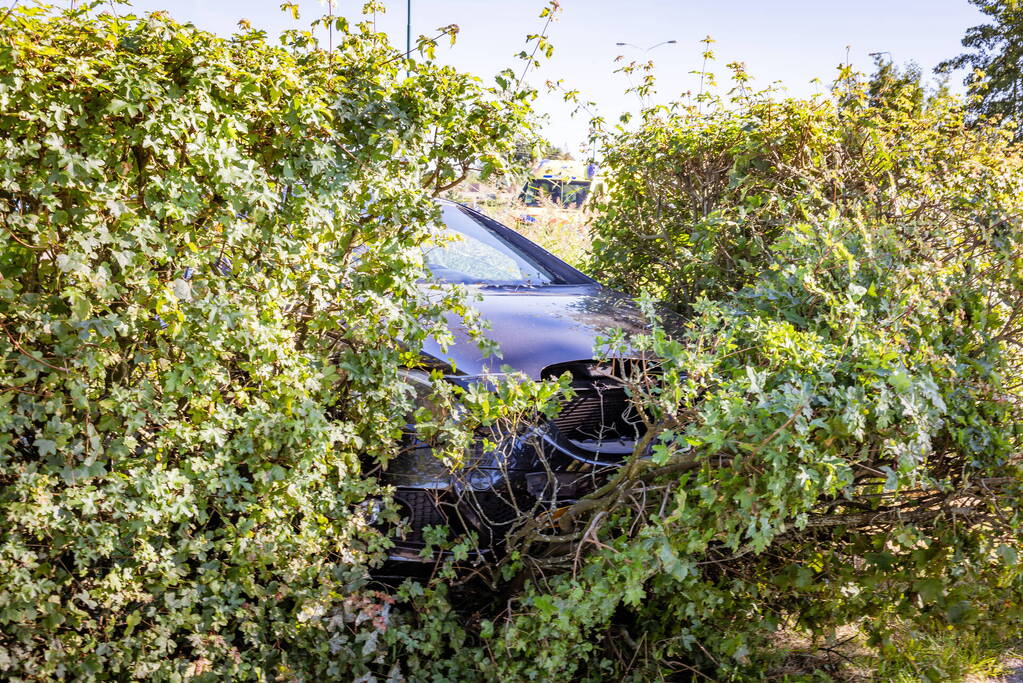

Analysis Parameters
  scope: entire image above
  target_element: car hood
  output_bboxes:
[420,284,651,379]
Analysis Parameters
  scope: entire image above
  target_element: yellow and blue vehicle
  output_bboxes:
[519,159,603,209]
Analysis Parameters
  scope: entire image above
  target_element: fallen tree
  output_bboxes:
[480,66,1023,680]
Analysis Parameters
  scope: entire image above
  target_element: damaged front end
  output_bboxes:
[375,359,652,575]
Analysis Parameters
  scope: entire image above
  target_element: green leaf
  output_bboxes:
[913,577,944,605]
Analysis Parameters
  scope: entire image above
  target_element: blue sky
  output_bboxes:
[125,1,984,151]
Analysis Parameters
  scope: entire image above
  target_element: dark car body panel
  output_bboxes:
[378,202,659,573]
[420,284,651,379]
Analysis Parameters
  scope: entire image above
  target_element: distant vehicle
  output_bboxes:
[376,200,653,576]
[519,159,603,210]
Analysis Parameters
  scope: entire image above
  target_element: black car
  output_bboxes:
[379,201,653,572]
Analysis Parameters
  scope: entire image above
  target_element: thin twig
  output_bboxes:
[0,0,20,26]
[517,7,555,88]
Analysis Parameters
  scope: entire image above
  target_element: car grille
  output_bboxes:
[392,488,449,546]
[549,376,646,458]
[553,385,630,439]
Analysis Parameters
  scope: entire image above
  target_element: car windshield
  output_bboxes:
[422,204,556,285]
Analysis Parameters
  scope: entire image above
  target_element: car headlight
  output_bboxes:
[397,367,477,425]
[397,368,435,403]
[445,372,512,392]
[399,369,513,411]
[396,368,442,423]
[399,370,532,446]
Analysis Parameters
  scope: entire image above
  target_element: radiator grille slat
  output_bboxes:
[552,384,643,447]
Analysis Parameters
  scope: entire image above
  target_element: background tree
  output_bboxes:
[511,135,575,165]
[938,0,1023,136]
[543,143,575,160]
[867,55,927,112]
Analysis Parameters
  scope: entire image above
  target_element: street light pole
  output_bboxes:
[406,0,412,76]
[614,40,678,105]
[616,40,678,53]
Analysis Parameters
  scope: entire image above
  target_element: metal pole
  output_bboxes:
[406,0,412,74]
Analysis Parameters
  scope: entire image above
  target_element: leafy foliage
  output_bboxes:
[484,68,1023,679]
[0,2,542,678]
[3,3,1021,681]
[939,0,1023,137]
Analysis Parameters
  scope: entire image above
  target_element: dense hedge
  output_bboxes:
[4,5,1022,681]
[0,3,539,678]
[591,69,1021,314]
[520,70,1023,678]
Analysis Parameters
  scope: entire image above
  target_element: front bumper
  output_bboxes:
[379,425,627,564]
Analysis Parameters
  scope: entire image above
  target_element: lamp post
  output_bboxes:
[615,40,677,53]
[614,40,677,105]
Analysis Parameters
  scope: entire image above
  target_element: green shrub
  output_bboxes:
[4,5,1020,680]
[475,70,1023,679]
[0,3,536,678]
[591,67,1021,316]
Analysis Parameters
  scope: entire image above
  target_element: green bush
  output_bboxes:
[472,71,1023,679]
[591,67,1020,315]
[0,3,537,678]
[4,5,1021,680]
